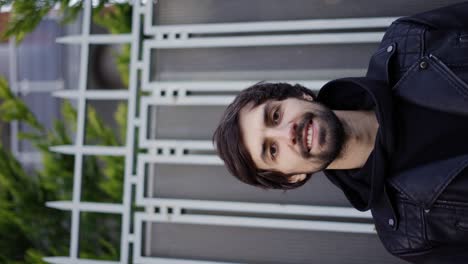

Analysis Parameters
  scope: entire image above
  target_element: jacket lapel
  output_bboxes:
[389,155,468,209]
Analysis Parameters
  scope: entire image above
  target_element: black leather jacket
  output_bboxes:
[365,2,468,263]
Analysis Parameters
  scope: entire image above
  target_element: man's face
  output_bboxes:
[239,96,345,177]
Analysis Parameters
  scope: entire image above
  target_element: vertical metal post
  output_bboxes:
[69,0,91,259]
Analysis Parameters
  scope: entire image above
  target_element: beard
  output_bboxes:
[296,103,345,171]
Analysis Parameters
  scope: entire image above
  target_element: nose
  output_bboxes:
[266,122,297,146]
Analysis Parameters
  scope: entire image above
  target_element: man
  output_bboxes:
[213,2,468,264]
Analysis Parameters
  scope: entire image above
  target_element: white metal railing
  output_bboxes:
[42,0,397,263]
[140,80,328,105]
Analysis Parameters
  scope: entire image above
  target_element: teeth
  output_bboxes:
[306,123,313,150]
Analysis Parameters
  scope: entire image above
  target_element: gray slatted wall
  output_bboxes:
[145,0,464,263]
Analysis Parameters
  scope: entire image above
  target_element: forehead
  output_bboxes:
[239,101,267,169]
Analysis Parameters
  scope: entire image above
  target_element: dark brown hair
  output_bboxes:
[212,82,317,190]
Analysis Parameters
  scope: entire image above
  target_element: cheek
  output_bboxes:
[278,149,305,172]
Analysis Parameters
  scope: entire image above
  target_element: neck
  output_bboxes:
[326,110,379,170]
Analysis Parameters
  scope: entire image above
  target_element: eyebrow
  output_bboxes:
[261,141,268,165]
[260,102,273,165]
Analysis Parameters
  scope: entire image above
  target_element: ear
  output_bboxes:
[302,93,314,102]
[288,173,307,183]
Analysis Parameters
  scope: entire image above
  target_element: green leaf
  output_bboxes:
[24,249,47,264]
[114,102,127,144]
[53,119,72,145]
[59,0,83,24]
[61,100,77,132]
[17,131,43,142]
[86,105,118,146]
[0,76,14,99]
[92,3,132,86]
[92,3,132,34]
[0,77,45,131]
[116,44,131,86]
[3,0,56,43]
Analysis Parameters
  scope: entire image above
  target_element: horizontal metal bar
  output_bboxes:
[142,80,328,105]
[135,256,236,264]
[56,34,133,44]
[149,96,235,106]
[148,155,222,165]
[144,80,327,92]
[137,142,220,165]
[150,140,214,150]
[149,69,367,83]
[53,89,130,100]
[149,17,397,34]
[50,145,127,156]
[14,80,64,94]
[46,201,124,213]
[133,213,239,263]
[139,140,214,152]
[43,257,119,264]
[139,197,372,219]
[147,32,385,49]
[138,213,375,234]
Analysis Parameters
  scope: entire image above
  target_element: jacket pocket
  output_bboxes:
[393,55,468,116]
[372,198,431,256]
[425,199,468,244]
[429,54,468,99]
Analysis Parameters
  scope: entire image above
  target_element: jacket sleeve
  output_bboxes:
[396,1,468,30]
[399,245,468,264]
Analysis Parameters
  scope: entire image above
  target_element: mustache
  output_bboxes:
[296,112,315,158]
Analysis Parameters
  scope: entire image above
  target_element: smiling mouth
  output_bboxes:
[296,114,314,157]
[303,119,314,153]
[296,113,316,158]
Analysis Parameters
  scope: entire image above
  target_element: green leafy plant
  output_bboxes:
[1,0,109,43]
[93,3,132,86]
[1,1,132,87]
[0,75,127,262]
[0,1,134,262]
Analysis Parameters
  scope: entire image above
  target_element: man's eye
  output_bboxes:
[270,143,278,158]
[272,108,280,124]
